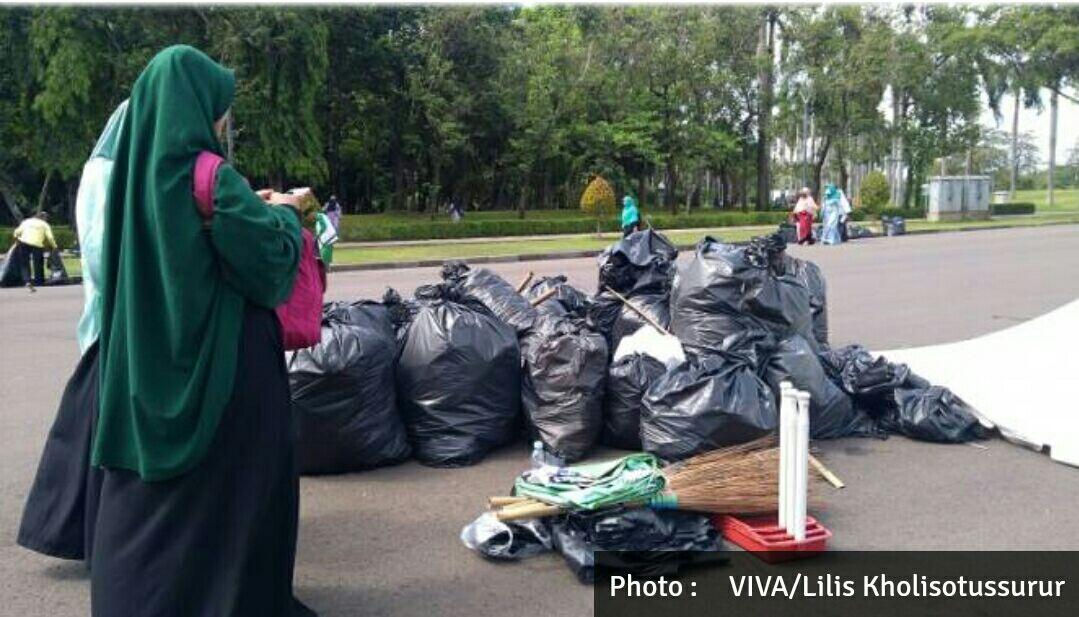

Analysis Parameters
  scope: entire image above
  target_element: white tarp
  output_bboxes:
[880,299,1079,467]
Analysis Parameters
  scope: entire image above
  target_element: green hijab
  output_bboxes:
[93,45,300,480]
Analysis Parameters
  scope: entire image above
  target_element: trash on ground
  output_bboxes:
[550,507,724,583]
[395,283,521,467]
[525,275,591,318]
[442,261,537,334]
[290,301,411,474]
[602,353,666,450]
[641,354,777,461]
[521,314,608,463]
[460,512,552,561]
[612,325,684,370]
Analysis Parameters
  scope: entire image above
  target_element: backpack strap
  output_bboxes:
[192,151,225,219]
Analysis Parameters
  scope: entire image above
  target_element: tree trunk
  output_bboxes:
[1,181,27,223]
[638,174,648,212]
[811,136,832,201]
[1010,87,1020,199]
[666,159,678,215]
[517,182,527,220]
[755,11,775,211]
[1048,88,1058,208]
[35,170,53,215]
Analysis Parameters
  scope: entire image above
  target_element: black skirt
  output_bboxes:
[89,305,314,617]
[17,342,103,561]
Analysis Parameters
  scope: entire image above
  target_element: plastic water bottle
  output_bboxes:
[531,441,546,469]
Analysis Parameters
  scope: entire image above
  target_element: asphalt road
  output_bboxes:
[2,224,1079,617]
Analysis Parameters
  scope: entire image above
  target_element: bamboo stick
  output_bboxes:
[809,455,845,489]
[488,496,533,508]
[495,503,563,522]
[515,271,535,294]
[603,286,670,334]
[529,287,559,307]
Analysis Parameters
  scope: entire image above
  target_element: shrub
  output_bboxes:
[0,225,76,252]
[579,175,617,234]
[859,171,890,210]
[335,210,790,242]
[991,202,1035,215]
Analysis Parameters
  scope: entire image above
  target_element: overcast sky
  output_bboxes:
[979,87,1079,166]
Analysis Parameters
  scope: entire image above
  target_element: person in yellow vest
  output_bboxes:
[11,212,58,291]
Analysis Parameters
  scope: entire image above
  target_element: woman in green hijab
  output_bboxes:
[79,46,314,616]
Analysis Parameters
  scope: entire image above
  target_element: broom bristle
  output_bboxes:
[662,437,821,515]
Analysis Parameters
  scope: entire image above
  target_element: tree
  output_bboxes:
[859,170,889,210]
[210,8,329,188]
[579,174,615,235]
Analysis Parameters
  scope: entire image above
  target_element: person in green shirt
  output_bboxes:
[621,194,641,237]
[16,45,316,616]
[314,209,338,266]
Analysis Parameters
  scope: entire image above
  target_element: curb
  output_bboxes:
[329,219,1079,274]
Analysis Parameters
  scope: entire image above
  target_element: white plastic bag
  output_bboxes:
[613,325,685,370]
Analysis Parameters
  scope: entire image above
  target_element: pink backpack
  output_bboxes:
[193,151,325,351]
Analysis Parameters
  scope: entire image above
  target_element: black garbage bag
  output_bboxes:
[641,353,777,461]
[777,222,798,244]
[783,255,828,348]
[591,291,671,355]
[526,275,591,318]
[847,223,876,239]
[46,250,70,285]
[820,344,917,413]
[597,229,678,296]
[550,507,725,584]
[603,353,667,450]
[671,236,817,357]
[289,301,411,474]
[883,216,906,236]
[396,284,521,467]
[764,335,879,439]
[879,386,986,443]
[460,512,552,561]
[442,261,537,334]
[521,314,608,463]
[0,245,25,287]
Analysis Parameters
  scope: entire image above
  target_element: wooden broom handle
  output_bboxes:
[488,496,532,508]
[515,271,535,294]
[529,287,559,307]
[496,503,563,522]
[809,455,845,489]
[603,286,670,335]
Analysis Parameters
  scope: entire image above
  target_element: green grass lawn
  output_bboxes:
[1012,188,1079,212]
[331,225,778,266]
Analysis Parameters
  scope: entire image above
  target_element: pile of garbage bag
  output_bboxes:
[521,314,608,462]
[290,302,411,474]
[821,345,985,443]
[396,284,521,467]
[280,226,985,480]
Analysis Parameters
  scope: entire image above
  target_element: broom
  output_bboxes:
[650,436,821,515]
[492,437,814,521]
